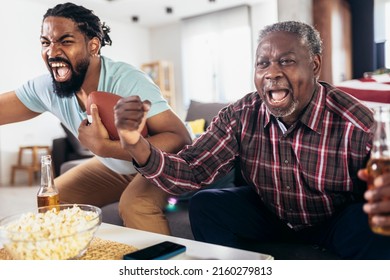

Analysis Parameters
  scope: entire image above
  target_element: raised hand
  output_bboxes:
[114,96,150,149]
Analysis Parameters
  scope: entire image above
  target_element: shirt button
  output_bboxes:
[289,208,293,212]
[284,159,289,164]
[286,185,291,190]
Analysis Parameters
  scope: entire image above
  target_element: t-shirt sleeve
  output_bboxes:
[15,74,53,113]
[131,71,170,118]
[99,57,171,119]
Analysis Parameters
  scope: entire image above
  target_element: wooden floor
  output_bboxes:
[0,185,37,218]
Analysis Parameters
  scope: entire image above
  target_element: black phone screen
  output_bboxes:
[123,241,186,260]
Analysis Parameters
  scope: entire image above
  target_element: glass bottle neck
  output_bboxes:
[371,107,390,159]
[39,155,56,191]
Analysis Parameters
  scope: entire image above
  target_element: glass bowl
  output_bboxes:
[0,204,102,260]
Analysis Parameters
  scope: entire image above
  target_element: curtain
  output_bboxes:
[181,5,254,104]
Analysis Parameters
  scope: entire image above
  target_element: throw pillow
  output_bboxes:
[187,118,206,135]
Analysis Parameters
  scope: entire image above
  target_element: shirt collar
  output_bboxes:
[299,82,325,134]
[263,82,326,134]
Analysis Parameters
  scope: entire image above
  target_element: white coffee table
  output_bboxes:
[96,223,273,260]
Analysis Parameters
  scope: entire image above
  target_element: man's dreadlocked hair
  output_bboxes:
[43,2,112,50]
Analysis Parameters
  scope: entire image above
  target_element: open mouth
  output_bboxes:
[267,89,290,105]
[50,61,71,82]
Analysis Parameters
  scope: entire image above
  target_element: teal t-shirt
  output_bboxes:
[15,56,170,174]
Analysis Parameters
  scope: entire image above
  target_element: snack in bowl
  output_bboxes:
[0,204,102,260]
[86,91,148,140]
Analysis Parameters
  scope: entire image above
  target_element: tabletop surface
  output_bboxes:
[96,223,274,260]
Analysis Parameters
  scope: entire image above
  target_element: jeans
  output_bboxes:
[189,185,390,259]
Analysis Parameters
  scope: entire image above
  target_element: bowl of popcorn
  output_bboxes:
[0,204,102,260]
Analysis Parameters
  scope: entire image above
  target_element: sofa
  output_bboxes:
[53,100,340,259]
[52,123,93,177]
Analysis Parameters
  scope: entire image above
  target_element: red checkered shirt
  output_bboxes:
[137,81,374,230]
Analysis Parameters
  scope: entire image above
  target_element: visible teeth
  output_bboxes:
[51,62,67,68]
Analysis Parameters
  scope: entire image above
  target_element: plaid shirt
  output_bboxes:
[138,81,374,230]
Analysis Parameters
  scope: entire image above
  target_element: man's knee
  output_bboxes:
[189,187,240,212]
[190,189,216,208]
[189,189,222,223]
[54,173,78,203]
[118,177,171,234]
[119,176,168,215]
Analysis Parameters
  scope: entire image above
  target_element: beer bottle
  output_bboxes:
[366,106,390,235]
[37,155,60,210]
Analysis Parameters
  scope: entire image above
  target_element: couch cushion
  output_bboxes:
[185,100,229,130]
[60,123,93,156]
[101,202,124,226]
[101,200,195,240]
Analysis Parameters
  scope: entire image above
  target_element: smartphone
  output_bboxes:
[123,241,186,260]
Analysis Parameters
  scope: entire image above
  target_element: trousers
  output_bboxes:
[189,185,390,259]
[54,157,170,235]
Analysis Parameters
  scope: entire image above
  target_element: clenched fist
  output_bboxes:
[114,96,150,148]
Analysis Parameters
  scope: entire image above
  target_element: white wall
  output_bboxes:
[250,0,279,82]
[374,0,388,42]
[149,23,185,118]
[147,0,312,118]
[102,20,151,68]
[277,0,313,24]
[0,0,151,185]
[149,1,280,119]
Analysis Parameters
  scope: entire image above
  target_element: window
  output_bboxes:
[181,5,254,105]
[386,1,390,68]
[376,0,390,69]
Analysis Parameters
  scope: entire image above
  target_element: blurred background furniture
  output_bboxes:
[335,72,390,105]
[51,123,93,177]
[141,60,175,109]
[10,145,51,186]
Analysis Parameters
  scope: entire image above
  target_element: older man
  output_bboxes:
[114,21,390,259]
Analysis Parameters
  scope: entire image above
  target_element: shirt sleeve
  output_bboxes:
[15,75,53,113]
[98,57,171,119]
[135,105,239,195]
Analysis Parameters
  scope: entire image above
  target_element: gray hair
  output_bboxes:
[258,21,323,57]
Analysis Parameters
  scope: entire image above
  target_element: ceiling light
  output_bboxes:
[166,7,173,14]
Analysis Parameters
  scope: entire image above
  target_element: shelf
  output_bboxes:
[141,61,175,109]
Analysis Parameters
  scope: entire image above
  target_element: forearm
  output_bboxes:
[94,138,133,161]
[134,143,201,195]
[135,131,238,195]
[125,136,152,166]
[96,131,189,161]
[0,91,40,125]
